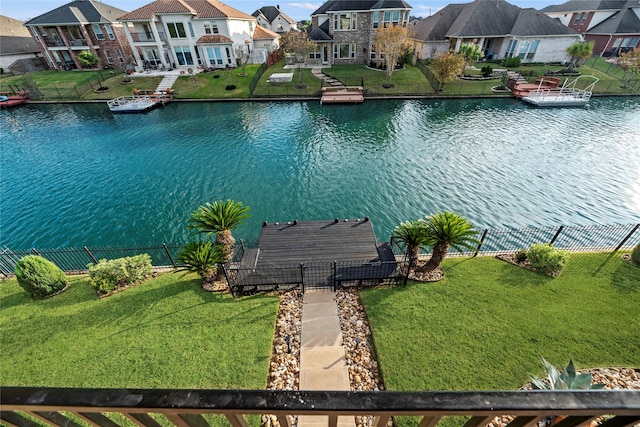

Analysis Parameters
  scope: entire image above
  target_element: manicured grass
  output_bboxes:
[172,64,262,99]
[253,60,323,97]
[0,272,279,389]
[362,253,640,392]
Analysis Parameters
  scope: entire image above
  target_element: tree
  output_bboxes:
[619,49,640,88]
[280,31,317,88]
[78,50,100,69]
[392,220,430,270]
[458,43,483,74]
[566,41,594,70]
[234,44,251,76]
[415,211,479,273]
[373,25,413,87]
[430,52,465,90]
[176,241,227,286]
[187,199,250,263]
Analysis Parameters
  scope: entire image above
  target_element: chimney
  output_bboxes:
[277,4,280,9]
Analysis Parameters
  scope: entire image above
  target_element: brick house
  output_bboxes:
[542,0,640,56]
[117,0,279,72]
[308,0,412,66]
[23,0,133,71]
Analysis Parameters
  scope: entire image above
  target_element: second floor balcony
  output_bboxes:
[131,31,167,43]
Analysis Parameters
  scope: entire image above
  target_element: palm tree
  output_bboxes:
[176,241,226,286]
[566,41,594,70]
[391,220,430,269]
[415,211,480,273]
[187,200,250,262]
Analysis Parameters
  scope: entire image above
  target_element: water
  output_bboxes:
[1,98,639,249]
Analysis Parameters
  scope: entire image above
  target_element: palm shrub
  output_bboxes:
[392,220,429,269]
[530,357,605,390]
[187,199,250,262]
[14,255,69,298]
[631,243,640,265]
[527,243,569,276]
[514,249,528,263]
[176,241,226,286]
[416,211,480,273]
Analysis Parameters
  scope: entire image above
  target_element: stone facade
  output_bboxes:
[332,12,373,65]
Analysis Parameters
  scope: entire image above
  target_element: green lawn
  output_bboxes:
[171,65,262,99]
[0,272,279,389]
[362,253,640,393]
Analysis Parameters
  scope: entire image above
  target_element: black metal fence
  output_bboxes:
[2,223,637,278]
[0,244,182,277]
[391,223,640,258]
[223,259,403,297]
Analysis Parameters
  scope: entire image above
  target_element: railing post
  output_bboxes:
[614,223,640,252]
[31,248,41,256]
[162,243,175,268]
[83,246,98,264]
[223,264,235,298]
[474,229,489,257]
[333,260,337,292]
[549,225,564,245]
[300,263,305,293]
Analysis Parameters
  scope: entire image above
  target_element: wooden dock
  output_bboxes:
[320,86,364,105]
[257,218,380,265]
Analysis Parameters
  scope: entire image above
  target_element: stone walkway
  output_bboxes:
[311,68,346,90]
[298,290,355,427]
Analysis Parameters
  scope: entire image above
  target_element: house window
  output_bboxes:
[104,49,113,63]
[373,12,379,28]
[105,24,115,40]
[92,24,105,40]
[174,46,194,65]
[370,46,377,60]
[505,39,518,57]
[309,49,321,60]
[167,22,187,38]
[69,26,83,40]
[204,22,219,34]
[188,22,195,38]
[611,38,622,49]
[116,48,124,64]
[629,37,639,48]
[206,47,224,66]
[572,12,581,25]
[226,47,232,64]
[373,10,406,28]
[333,43,356,59]
[333,13,356,31]
[580,12,588,25]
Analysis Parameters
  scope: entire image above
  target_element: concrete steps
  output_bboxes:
[155,74,179,93]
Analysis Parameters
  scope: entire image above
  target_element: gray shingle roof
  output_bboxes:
[252,6,297,24]
[24,0,128,26]
[309,19,332,40]
[541,0,627,13]
[587,7,640,33]
[312,0,411,16]
[411,0,578,40]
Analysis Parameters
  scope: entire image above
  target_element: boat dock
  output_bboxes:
[320,86,364,105]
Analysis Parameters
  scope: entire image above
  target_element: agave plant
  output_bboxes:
[530,357,605,390]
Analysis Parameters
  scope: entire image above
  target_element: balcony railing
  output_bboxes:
[1,388,639,427]
[131,31,167,43]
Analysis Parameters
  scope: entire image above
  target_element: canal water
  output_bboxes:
[1,97,639,249]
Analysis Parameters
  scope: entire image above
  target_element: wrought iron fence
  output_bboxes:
[391,223,640,258]
[2,223,637,278]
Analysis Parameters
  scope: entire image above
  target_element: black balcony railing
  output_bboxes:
[1,388,639,427]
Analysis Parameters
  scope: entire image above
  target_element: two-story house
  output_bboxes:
[410,0,581,63]
[23,0,133,71]
[117,0,278,72]
[308,0,412,66]
[252,6,299,33]
[542,0,640,56]
[0,15,42,74]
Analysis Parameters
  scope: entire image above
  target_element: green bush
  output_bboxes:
[88,254,153,294]
[481,65,493,77]
[514,249,528,263]
[631,243,640,265]
[14,255,69,298]
[502,56,521,67]
[527,243,569,275]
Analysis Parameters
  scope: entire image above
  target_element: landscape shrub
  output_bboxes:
[481,65,493,77]
[502,56,521,67]
[514,249,528,263]
[88,253,153,294]
[14,255,69,298]
[631,243,640,265]
[527,243,569,275]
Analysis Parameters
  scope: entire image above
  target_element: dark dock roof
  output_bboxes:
[256,218,380,266]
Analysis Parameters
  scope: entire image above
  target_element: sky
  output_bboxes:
[1,0,562,23]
